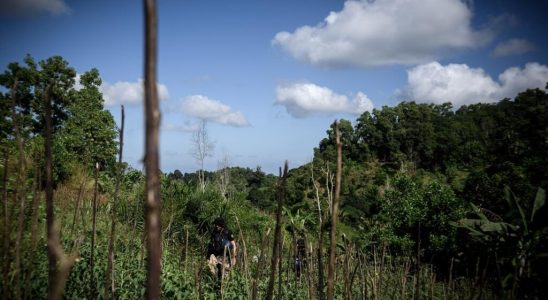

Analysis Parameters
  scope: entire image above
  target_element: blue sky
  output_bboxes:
[1,0,547,174]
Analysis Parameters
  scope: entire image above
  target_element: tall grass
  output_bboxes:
[1,170,498,299]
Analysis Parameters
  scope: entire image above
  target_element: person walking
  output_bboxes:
[207,217,237,279]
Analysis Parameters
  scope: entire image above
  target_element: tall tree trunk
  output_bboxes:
[144,0,162,298]
[2,150,10,300]
[105,105,125,300]
[90,163,99,299]
[266,161,288,300]
[327,121,342,300]
[43,84,57,299]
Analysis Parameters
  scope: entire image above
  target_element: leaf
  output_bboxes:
[531,187,546,223]
[505,186,528,233]
[470,203,488,222]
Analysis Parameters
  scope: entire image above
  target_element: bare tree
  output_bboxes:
[327,121,342,300]
[216,152,230,199]
[144,0,162,298]
[192,119,214,192]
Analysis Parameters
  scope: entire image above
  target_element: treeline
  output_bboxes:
[0,55,119,180]
[282,87,548,298]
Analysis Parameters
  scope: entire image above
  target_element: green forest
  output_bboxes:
[1,53,547,299]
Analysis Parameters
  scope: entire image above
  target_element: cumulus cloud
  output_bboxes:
[1,0,70,16]
[492,38,535,57]
[272,0,492,68]
[404,62,548,107]
[178,95,249,127]
[100,79,170,106]
[275,82,373,118]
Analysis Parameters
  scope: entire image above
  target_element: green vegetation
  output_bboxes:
[1,55,546,299]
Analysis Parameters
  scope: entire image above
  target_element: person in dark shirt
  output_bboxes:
[207,217,237,279]
[294,237,307,279]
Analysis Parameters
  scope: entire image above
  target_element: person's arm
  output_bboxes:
[230,240,237,265]
[227,230,237,265]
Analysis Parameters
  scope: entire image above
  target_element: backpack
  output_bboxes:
[209,230,232,256]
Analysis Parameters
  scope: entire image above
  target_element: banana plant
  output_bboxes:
[455,187,547,296]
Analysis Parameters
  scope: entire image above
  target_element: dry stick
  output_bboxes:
[277,234,284,300]
[311,163,326,300]
[317,217,325,300]
[327,121,342,300]
[415,222,421,300]
[221,245,227,299]
[266,162,288,300]
[105,105,125,300]
[144,0,162,298]
[2,150,9,300]
[234,215,251,294]
[90,162,99,299]
[23,168,41,300]
[251,227,271,300]
[306,241,314,300]
[183,227,188,273]
[69,178,87,245]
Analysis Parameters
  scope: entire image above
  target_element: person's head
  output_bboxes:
[213,217,225,231]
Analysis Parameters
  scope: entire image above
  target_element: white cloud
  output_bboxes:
[498,63,548,97]
[404,62,548,107]
[178,95,250,127]
[1,0,70,16]
[163,122,199,132]
[100,79,169,106]
[272,0,492,68]
[492,38,535,57]
[275,82,373,118]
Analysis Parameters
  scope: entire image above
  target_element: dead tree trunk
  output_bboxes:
[144,0,162,298]
[327,121,342,300]
[105,105,125,300]
[266,161,288,300]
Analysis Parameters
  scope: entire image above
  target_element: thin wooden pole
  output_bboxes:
[266,162,288,300]
[105,105,125,299]
[90,162,99,299]
[327,121,342,300]
[144,0,162,298]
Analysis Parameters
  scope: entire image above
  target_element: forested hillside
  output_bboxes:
[1,54,547,299]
